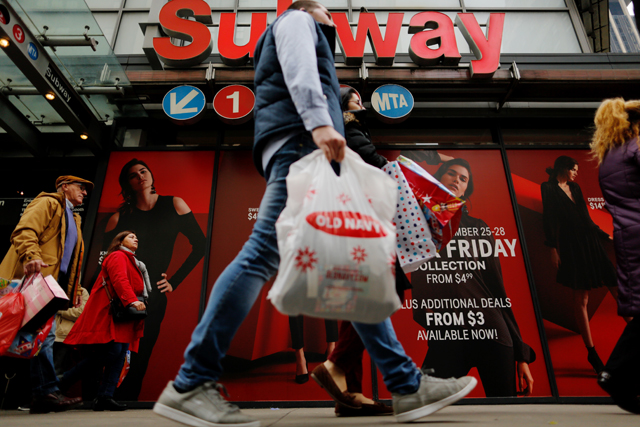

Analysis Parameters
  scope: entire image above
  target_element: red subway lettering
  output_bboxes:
[153,0,213,67]
[218,13,267,66]
[408,12,461,66]
[455,13,505,78]
[334,12,403,66]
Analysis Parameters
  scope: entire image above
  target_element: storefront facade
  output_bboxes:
[1,0,640,407]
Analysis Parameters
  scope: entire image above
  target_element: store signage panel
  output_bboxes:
[371,84,414,124]
[151,0,504,78]
[162,85,207,124]
[213,85,255,125]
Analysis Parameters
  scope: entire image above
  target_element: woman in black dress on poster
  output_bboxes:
[415,159,535,397]
[104,159,206,400]
[541,155,621,374]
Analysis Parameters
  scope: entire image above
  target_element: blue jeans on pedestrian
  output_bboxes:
[31,319,59,397]
[173,133,421,395]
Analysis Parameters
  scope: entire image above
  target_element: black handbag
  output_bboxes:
[102,276,147,323]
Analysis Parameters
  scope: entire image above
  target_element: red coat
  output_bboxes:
[65,250,145,352]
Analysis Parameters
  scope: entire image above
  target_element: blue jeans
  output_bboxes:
[173,134,420,395]
[31,319,59,397]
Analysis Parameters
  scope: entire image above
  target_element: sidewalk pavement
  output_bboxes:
[1,405,637,427]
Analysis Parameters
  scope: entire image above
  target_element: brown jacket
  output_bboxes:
[0,191,84,304]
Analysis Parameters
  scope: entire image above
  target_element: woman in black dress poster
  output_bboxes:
[541,155,620,374]
[104,158,206,400]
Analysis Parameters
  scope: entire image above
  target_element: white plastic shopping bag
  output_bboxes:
[268,148,401,324]
[382,161,438,273]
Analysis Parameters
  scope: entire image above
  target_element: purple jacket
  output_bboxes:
[599,137,640,316]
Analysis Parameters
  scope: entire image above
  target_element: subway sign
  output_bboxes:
[153,0,505,78]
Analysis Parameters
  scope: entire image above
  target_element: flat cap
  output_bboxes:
[55,175,94,192]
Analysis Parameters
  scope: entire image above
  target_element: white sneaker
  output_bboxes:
[153,381,260,427]
[392,372,477,423]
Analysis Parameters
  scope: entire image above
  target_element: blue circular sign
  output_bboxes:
[27,42,38,60]
[162,85,206,122]
[371,84,414,123]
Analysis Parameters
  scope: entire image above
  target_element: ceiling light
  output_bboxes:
[0,38,9,48]
[79,133,89,140]
[45,92,56,100]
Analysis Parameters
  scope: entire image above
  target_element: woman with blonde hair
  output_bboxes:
[591,97,640,414]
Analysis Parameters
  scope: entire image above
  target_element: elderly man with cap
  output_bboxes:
[0,175,93,414]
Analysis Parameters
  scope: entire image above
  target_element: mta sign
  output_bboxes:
[371,85,414,124]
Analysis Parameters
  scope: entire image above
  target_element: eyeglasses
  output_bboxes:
[72,183,87,192]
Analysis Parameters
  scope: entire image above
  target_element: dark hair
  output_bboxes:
[546,155,577,181]
[433,158,474,200]
[288,1,322,11]
[103,230,136,268]
[340,87,357,111]
[118,158,155,214]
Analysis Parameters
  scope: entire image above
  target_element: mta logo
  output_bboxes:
[27,42,38,60]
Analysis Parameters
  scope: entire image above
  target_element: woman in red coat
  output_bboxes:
[62,231,146,411]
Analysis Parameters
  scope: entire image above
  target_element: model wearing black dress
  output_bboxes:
[541,173,618,374]
[541,180,616,290]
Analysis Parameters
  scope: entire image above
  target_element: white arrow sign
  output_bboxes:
[170,89,199,115]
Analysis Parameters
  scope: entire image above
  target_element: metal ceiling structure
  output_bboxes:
[0,0,144,156]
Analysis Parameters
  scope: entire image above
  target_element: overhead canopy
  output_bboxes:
[0,0,144,156]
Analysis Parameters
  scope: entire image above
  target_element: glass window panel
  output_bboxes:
[93,12,118,46]
[352,10,457,25]
[15,10,105,36]
[501,12,581,53]
[206,0,235,8]
[209,26,219,54]
[238,0,347,6]
[114,12,147,54]
[464,0,566,7]
[86,0,122,8]
[10,95,66,124]
[236,11,277,25]
[125,0,152,8]
[353,0,461,8]
[347,24,472,55]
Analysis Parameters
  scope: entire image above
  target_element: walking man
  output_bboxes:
[0,175,92,413]
[154,2,476,426]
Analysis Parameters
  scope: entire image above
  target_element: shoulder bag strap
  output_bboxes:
[101,272,115,303]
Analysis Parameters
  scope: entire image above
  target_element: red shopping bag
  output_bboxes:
[0,292,25,354]
[396,156,465,251]
[117,350,131,387]
[2,316,54,359]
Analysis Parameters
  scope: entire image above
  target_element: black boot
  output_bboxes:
[587,346,605,374]
[598,371,640,414]
[93,396,127,411]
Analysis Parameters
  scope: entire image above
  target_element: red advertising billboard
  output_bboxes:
[206,149,551,401]
[507,149,628,397]
[207,151,347,402]
[84,151,214,401]
[377,149,552,399]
